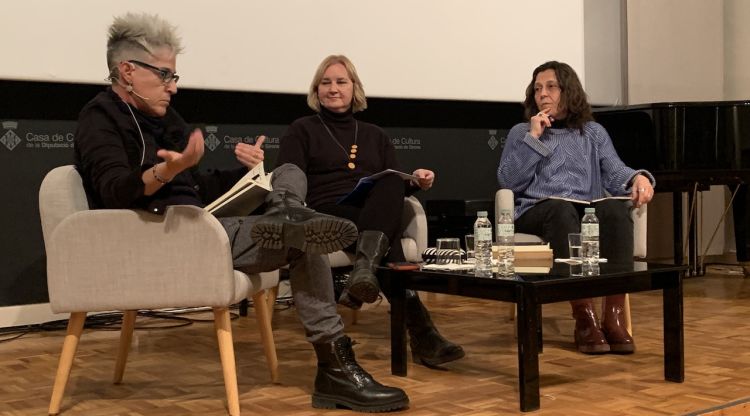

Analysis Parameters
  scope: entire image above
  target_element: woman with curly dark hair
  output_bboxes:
[498,61,655,355]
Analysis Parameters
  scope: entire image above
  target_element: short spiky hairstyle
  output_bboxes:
[307,55,368,113]
[106,12,183,82]
[523,61,593,131]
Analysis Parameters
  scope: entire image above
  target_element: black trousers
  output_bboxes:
[315,174,407,263]
[515,199,634,263]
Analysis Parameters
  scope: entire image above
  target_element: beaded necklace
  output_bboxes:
[317,114,358,170]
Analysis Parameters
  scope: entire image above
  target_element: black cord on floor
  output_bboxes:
[0,307,245,344]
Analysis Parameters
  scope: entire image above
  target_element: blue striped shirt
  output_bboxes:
[497,121,655,219]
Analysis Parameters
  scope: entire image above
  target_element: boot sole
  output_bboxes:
[574,331,610,354]
[251,217,357,254]
[412,347,466,368]
[312,393,409,413]
[609,343,636,354]
[347,280,381,304]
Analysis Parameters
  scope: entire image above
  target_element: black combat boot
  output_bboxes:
[405,290,465,368]
[251,190,357,254]
[346,231,390,303]
[332,271,363,310]
[312,336,409,412]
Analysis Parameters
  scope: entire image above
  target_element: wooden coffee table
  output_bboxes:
[383,261,686,412]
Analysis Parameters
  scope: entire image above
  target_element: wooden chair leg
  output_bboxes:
[265,285,278,324]
[49,311,86,416]
[350,309,359,325]
[113,310,136,384]
[624,293,633,336]
[252,290,279,383]
[214,307,240,416]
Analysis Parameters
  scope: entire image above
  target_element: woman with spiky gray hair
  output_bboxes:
[73,12,408,413]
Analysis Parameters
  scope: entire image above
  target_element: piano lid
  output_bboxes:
[593,100,750,189]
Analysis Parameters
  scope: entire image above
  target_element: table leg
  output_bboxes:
[390,271,408,376]
[663,271,684,382]
[516,286,540,412]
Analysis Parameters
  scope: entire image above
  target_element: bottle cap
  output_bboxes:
[477,211,488,217]
[584,207,595,213]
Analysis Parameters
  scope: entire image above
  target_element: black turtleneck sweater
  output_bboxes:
[276,107,400,208]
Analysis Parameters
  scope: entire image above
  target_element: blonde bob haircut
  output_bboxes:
[307,55,368,113]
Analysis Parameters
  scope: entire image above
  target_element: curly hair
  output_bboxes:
[106,13,183,83]
[307,55,368,113]
[523,61,593,131]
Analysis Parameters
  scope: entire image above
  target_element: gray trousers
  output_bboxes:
[219,163,344,344]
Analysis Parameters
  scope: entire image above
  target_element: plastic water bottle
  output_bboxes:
[496,209,515,276]
[474,211,493,277]
[581,207,600,264]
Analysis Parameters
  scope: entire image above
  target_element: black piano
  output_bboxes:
[594,101,750,274]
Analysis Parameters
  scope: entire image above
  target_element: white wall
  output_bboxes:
[724,0,750,100]
[0,0,586,103]
[626,0,723,104]
[584,0,625,106]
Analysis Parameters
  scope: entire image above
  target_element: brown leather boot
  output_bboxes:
[570,299,610,354]
[601,295,635,354]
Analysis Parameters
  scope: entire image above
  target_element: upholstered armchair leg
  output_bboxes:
[624,294,633,336]
[113,310,137,384]
[509,303,517,338]
[213,307,240,416]
[252,290,279,383]
[49,311,86,416]
[265,285,278,324]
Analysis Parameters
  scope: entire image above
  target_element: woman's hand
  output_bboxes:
[157,128,205,176]
[529,108,553,139]
[412,169,435,190]
[235,136,265,169]
[630,174,654,208]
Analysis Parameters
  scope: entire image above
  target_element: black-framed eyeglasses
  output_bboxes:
[128,60,180,84]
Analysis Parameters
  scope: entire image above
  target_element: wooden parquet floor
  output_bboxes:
[1,268,749,416]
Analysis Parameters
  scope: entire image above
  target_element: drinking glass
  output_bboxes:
[436,237,462,264]
[464,234,475,261]
[567,233,582,262]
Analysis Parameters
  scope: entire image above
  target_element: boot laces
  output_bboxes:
[334,338,372,387]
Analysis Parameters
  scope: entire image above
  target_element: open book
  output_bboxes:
[542,195,631,205]
[337,169,418,205]
[204,162,272,217]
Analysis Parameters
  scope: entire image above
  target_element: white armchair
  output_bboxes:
[495,189,647,334]
[40,165,279,416]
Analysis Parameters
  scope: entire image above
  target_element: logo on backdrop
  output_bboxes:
[1,121,21,151]
[390,136,422,151]
[204,125,220,151]
[487,130,500,150]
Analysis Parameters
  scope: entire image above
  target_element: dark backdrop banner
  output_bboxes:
[0,80,523,308]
